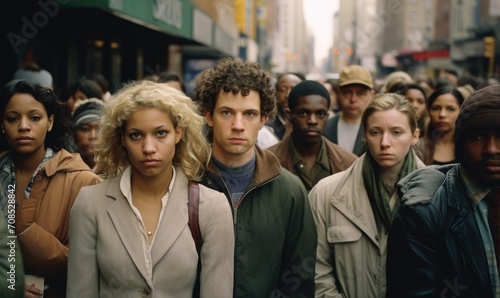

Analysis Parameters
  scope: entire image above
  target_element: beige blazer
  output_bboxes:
[309,153,425,298]
[67,168,234,298]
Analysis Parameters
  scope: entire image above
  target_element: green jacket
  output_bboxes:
[201,146,317,297]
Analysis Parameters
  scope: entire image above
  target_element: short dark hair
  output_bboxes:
[71,77,103,100]
[399,83,428,100]
[158,72,185,92]
[288,80,331,112]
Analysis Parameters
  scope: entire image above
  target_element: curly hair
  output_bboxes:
[95,80,210,180]
[195,58,277,120]
[0,80,70,151]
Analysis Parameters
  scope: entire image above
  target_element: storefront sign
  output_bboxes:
[64,0,192,38]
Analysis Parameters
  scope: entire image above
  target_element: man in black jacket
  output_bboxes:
[386,84,500,298]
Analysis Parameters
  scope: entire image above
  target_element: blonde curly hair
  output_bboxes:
[95,80,210,180]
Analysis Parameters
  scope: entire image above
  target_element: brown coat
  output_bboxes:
[13,149,101,296]
[267,135,357,182]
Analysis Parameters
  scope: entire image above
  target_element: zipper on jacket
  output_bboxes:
[216,177,238,225]
[232,175,279,225]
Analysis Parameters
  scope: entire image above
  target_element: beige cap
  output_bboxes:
[338,65,373,89]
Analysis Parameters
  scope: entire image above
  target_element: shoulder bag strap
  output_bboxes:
[188,180,202,253]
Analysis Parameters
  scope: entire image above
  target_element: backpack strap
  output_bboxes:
[188,180,202,253]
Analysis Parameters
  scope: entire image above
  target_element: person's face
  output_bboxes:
[71,91,89,112]
[404,88,427,119]
[66,96,76,112]
[289,95,329,144]
[429,93,460,133]
[276,74,302,112]
[1,93,54,156]
[75,121,100,158]
[74,90,88,101]
[365,109,419,170]
[338,84,374,120]
[121,108,182,179]
[461,129,500,187]
[205,90,267,165]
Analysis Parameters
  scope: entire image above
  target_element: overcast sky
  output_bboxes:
[303,0,338,67]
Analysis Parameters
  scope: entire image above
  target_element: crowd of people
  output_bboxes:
[0,58,499,297]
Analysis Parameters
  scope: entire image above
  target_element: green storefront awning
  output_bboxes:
[63,0,192,39]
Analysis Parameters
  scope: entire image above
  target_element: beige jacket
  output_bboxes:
[67,167,234,298]
[308,153,425,298]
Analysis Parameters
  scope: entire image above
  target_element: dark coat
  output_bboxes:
[323,114,366,157]
[387,165,493,298]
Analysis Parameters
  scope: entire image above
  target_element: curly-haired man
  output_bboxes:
[196,58,317,297]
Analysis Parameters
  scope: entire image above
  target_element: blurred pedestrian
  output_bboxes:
[268,80,357,192]
[387,84,500,298]
[13,63,53,90]
[379,70,414,94]
[0,80,101,297]
[88,73,112,101]
[67,81,234,297]
[197,58,317,297]
[71,98,104,173]
[324,65,375,156]
[158,72,186,93]
[266,73,303,140]
[64,77,103,113]
[415,73,435,97]
[399,84,429,138]
[322,78,339,117]
[422,87,464,165]
[309,93,424,297]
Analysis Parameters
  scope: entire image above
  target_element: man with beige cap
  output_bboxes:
[323,65,375,156]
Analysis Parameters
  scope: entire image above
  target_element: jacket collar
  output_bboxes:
[0,149,92,177]
[331,152,426,248]
[105,168,190,285]
[329,156,380,247]
[207,145,281,188]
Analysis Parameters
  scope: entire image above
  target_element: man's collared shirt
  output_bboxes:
[289,137,331,191]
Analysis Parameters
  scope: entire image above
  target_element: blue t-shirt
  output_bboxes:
[212,154,256,206]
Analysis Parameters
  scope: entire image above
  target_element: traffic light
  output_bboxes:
[484,36,495,58]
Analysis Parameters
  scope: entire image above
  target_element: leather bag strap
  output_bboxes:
[188,180,202,253]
